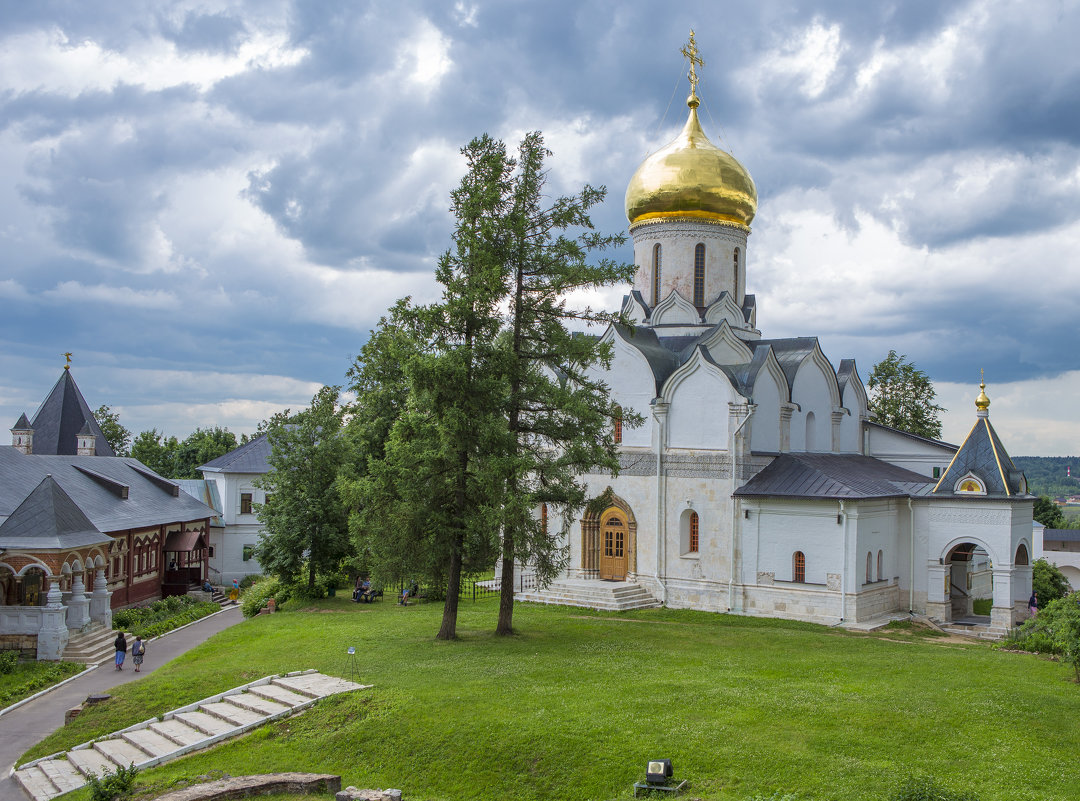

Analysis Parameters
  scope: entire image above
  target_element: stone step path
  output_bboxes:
[13,670,370,801]
[516,579,662,611]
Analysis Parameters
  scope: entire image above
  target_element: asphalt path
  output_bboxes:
[0,604,244,800]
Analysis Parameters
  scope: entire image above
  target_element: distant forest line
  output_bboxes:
[1012,456,1080,499]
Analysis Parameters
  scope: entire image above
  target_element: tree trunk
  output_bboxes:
[495,529,516,635]
[437,541,463,640]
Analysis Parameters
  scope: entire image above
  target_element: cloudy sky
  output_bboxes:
[2,0,1078,455]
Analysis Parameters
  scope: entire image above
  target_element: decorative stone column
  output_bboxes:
[89,567,113,628]
[831,408,845,453]
[779,404,795,452]
[991,567,1014,631]
[924,562,950,622]
[37,577,70,661]
[66,568,91,630]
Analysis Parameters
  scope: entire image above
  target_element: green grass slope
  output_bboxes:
[24,598,1080,801]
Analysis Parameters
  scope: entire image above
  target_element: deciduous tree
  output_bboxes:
[867,350,945,440]
[93,405,131,456]
[1034,495,1067,529]
[254,385,350,590]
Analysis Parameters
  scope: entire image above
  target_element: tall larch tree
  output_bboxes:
[494,132,637,635]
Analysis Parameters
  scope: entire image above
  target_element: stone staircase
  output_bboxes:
[13,670,370,801]
[516,579,661,611]
[938,616,1010,641]
[61,624,119,664]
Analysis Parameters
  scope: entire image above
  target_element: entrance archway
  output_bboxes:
[944,541,992,620]
[580,492,637,581]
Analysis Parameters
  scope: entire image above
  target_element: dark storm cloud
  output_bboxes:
[1,0,1079,447]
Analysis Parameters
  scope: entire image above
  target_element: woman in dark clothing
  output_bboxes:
[114,632,127,670]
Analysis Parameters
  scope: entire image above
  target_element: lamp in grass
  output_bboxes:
[646,759,673,785]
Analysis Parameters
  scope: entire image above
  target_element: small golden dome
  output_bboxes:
[975,380,990,411]
[625,98,757,227]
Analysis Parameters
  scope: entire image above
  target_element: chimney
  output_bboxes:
[11,413,33,455]
[76,421,96,457]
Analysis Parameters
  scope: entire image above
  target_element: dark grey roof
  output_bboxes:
[29,370,114,457]
[1043,529,1080,543]
[0,475,112,549]
[611,323,682,396]
[176,479,224,527]
[0,447,215,533]
[11,413,31,431]
[866,421,957,451]
[198,434,272,474]
[749,337,819,392]
[933,416,1027,497]
[735,453,933,500]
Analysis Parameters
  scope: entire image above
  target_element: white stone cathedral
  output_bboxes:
[522,39,1035,635]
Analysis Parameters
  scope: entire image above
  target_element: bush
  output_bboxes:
[241,576,291,618]
[0,650,18,675]
[1033,558,1071,607]
[1002,594,1080,679]
[112,595,219,638]
[971,598,992,616]
[893,775,980,800]
[87,762,138,801]
[238,574,261,590]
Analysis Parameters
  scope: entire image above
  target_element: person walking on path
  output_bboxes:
[0,605,244,801]
[229,578,240,605]
[1029,591,1038,617]
[113,632,127,671]
[132,636,146,672]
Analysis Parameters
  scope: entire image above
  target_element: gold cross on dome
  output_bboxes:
[681,29,705,98]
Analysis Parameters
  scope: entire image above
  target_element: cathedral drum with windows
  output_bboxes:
[522,34,1034,635]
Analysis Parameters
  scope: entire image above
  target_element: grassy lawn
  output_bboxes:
[0,659,83,709]
[21,597,1080,801]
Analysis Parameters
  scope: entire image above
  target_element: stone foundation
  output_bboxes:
[150,773,342,801]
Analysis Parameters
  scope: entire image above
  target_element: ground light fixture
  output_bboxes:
[633,759,687,796]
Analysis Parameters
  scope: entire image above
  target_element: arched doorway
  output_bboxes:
[599,508,628,581]
[945,541,992,620]
[580,492,637,581]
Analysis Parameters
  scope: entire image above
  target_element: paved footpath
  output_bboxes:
[0,605,244,801]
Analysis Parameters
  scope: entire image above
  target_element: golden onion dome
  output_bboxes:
[625,95,757,227]
[975,380,990,411]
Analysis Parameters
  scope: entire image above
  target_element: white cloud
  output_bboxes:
[0,27,307,96]
[759,19,845,100]
[42,282,176,309]
[937,372,1080,456]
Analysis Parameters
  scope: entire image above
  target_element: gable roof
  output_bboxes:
[198,434,272,474]
[0,447,215,533]
[933,415,1027,497]
[176,479,225,528]
[0,475,113,549]
[29,370,114,457]
[735,453,933,500]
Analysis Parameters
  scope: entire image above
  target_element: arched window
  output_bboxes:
[689,511,699,552]
[733,247,740,300]
[652,243,662,305]
[613,405,623,444]
[1015,543,1029,566]
[866,552,873,584]
[693,243,706,306]
[541,503,548,535]
[793,551,805,583]
[877,550,884,582]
